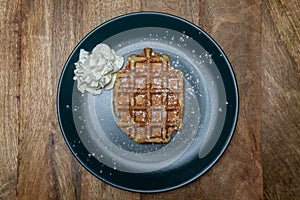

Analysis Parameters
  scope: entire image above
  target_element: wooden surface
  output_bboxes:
[0,0,299,199]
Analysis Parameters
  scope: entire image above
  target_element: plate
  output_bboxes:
[57,12,238,193]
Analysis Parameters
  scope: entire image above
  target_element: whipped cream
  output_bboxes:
[73,43,124,95]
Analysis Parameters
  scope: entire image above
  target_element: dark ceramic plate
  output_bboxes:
[57,12,238,193]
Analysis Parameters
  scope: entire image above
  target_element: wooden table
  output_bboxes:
[0,0,299,199]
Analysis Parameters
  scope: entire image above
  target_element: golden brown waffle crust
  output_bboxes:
[113,48,184,144]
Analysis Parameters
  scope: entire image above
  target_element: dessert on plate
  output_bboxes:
[113,48,184,144]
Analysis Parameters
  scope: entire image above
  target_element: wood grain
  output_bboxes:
[262,0,300,199]
[0,1,20,199]
[0,0,299,199]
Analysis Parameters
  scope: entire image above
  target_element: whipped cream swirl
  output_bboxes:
[73,43,124,95]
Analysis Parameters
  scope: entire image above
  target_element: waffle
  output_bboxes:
[113,48,184,144]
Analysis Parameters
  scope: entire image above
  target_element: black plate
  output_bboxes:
[57,12,238,193]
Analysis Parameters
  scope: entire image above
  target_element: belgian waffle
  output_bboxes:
[113,48,184,143]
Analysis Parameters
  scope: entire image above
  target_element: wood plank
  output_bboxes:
[142,0,263,199]
[141,0,200,24]
[73,0,142,41]
[17,0,61,199]
[0,1,21,199]
[261,0,300,199]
